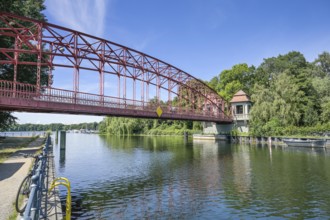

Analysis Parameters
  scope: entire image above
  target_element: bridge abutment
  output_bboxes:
[202,122,234,134]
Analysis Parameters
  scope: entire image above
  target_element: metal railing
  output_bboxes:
[0,80,233,122]
[233,113,249,120]
[21,136,51,220]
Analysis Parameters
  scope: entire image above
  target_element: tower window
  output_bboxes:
[236,105,243,114]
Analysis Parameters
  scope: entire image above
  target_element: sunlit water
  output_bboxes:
[53,133,330,219]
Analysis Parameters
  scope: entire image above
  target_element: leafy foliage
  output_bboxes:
[0,0,48,130]
[98,117,201,135]
[208,51,330,136]
[215,64,255,101]
[0,112,17,131]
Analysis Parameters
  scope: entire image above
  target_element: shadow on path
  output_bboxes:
[0,162,24,181]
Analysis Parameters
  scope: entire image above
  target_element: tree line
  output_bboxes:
[98,117,202,135]
[10,122,99,132]
[207,51,330,136]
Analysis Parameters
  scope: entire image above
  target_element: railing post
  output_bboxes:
[22,181,38,219]
[36,23,42,94]
[13,36,18,98]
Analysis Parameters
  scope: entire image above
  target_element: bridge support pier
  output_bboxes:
[202,122,234,134]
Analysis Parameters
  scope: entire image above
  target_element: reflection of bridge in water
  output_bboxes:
[0,12,232,123]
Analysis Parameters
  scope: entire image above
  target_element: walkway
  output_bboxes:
[0,138,45,220]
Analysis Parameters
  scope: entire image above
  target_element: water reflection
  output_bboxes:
[53,134,330,219]
[59,149,66,169]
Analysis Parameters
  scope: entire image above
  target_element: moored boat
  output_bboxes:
[282,139,326,148]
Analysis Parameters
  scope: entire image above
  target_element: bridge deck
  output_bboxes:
[0,81,232,123]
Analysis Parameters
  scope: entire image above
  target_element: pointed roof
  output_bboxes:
[230,90,251,103]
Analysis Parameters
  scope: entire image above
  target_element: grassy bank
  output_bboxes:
[0,136,38,163]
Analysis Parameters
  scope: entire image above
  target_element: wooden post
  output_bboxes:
[60,131,66,150]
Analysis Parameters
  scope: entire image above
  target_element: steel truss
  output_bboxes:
[0,12,232,123]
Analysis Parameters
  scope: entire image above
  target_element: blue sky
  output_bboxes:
[14,0,330,124]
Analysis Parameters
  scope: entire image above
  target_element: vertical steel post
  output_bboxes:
[133,78,136,106]
[99,41,105,105]
[141,57,145,107]
[123,73,126,103]
[132,66,136,106]
[157,75,160,104]
[178,85,181,113]
[168,80,171,110]
[36,23,42,93]
[117,65,121,105]
[156,62,160,104]
[48,44,53,88]
[73,33,79,103]
[141,71,144,107]
[123,50,126,105]
[146,82,149,103]
[13,36,18,97]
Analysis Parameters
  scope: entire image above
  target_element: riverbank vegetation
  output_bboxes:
[0,136,37,163]
[208,51,330,136]
[9,122,99,132]
[98,117,202,135]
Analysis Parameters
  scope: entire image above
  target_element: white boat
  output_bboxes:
[282,139,326,148]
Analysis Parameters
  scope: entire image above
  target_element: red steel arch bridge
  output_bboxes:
[0,12,232,123]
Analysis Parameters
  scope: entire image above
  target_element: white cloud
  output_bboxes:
[46,0,107,37]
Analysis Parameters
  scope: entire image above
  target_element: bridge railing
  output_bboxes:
[0,80,37,99]
[0,80,230,120]
[22,135,51,220]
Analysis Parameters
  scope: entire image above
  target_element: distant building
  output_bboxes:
[230,90,251,132]
[201,90,252,134]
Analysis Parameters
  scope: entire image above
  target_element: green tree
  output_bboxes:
[207,76,219,90]
[254,51,308,87]
[217,63,254,101]
[320,97,330,123]
[0,112,17,131]
[0,0,48,130]
[314,51,330,76]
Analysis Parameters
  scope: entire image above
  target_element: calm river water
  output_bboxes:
[53,133,330,219]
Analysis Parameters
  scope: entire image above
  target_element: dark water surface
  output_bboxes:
[53,133,330,219]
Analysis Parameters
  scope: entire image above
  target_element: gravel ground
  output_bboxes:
[0,138,45,220]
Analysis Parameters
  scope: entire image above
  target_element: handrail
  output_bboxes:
[21,135,50,220]
[0,80,232,121]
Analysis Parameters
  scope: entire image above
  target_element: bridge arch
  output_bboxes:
[0,12,232,123]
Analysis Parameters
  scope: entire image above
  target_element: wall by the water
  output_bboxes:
[231,136,330,147]
[235,121,249,133]
[202,122,233,134]
[193,134,330,148]
[202,121,249,134]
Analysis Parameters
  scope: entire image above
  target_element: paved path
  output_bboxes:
[0,138,45,220]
